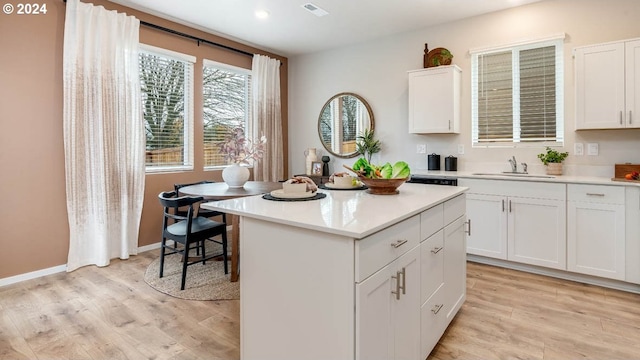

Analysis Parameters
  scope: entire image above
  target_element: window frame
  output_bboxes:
[471,34,565,148]
[139,44,195,173]
[201,59,252,170]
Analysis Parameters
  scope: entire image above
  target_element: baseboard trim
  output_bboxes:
[0,242,164,288]
[468,254,640,294]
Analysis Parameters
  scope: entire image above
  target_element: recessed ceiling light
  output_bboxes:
[255,10,270,19]
[301,3,328,17]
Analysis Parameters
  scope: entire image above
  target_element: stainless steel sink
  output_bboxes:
[471,172,556,179]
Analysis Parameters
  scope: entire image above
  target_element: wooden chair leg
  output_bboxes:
[222,232,228,274]
[180,240,189,290]
[159,238,167,278]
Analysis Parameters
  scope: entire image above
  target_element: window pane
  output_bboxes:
[477,51,513,142]
[520,46,556,141]
[139,51,192,168]
[203,64,251,167]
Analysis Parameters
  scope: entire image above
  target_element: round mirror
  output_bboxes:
[317,92,374,158]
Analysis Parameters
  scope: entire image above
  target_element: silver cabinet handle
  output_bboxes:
[502,199,505,212]
[431,304,443,314]
[465,219,471,236]
[391,271,401,300]
[509,200,512,213]
[630,110,633,124]
[586,193,605,197]
[391,239,408,248]
[400,267,406,295]
[620,111,623,125]
[431,247,443,254]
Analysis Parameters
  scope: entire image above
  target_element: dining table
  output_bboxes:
[178,181,283,282]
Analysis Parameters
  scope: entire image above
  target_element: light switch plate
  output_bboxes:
[574,143,584,156]
[416,144,427,154]
[457,144,465,155]
[587,143,599,156]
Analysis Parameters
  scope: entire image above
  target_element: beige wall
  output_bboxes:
[0,0,288,279]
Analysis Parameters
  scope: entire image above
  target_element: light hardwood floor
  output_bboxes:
[2,250,640,359]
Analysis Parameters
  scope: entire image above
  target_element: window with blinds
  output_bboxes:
[139,45,194,170]
[471,37,564,146]
[202,60,251,168]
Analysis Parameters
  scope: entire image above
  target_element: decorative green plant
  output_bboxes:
[356,128,381,163]
[537,147,569,165]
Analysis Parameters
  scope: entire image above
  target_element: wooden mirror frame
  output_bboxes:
[317,92,374,159]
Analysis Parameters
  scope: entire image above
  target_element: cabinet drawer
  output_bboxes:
[356,215,420,282]
[421,203,443,240]
[420,285,447,359]
[444,194,465,225]
[568,184,625,204]
[421,230,444,303]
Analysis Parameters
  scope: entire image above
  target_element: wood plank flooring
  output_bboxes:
[1,251,639,359]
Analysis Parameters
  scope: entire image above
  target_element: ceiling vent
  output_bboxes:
[301,3,329,17]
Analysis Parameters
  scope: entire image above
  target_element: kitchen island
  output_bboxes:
[202,183,467,360]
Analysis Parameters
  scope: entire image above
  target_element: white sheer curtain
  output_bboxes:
[63,0,144,271]
[251,54,283,181]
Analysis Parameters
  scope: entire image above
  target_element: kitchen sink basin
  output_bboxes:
[471,172,556,179]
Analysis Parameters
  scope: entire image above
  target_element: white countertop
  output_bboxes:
[201,183,467,239]
[411,170,639,186]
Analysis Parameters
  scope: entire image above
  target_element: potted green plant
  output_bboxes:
[537,147,569,175]
[355,128,381,163]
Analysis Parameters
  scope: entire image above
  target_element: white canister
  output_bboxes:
[304,148,318,175]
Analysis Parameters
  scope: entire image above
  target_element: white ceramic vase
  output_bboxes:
[304,148,318,175]
[222,163,250,188]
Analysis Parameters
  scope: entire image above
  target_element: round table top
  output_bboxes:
[178,181,283,200]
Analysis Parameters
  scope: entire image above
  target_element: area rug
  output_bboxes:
[144,253,239,301]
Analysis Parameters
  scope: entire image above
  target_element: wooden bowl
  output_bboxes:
[357,177,408,195]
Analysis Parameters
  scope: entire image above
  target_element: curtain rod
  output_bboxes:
[62,0,254,58]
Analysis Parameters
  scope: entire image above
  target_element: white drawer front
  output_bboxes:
[420,285,447,359]
[444,194,465,225]
[421,203,443,240]
[568,184,625,204]
[356,215,420,282]
[421,230,444,303]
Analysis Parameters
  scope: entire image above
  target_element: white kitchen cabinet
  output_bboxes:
[459,179,566,270]
[419,200,466,360]
[625,186,640,284]
[408,65,461,134]
[575,38,640,129]
[464,193,508,259]
[357,246,420,360]
[567,184,626,280]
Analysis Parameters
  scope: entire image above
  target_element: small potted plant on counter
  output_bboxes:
[537,147,569,175]
[355,128,381,163]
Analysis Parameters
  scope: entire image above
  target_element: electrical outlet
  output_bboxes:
[457,144,465,155]
[416,144,427,154]
[587,143,599,156]
[574,143,584,156]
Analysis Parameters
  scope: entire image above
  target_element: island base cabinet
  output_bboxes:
[356,246,420,360]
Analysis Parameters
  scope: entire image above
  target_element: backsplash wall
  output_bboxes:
[288,0,640,178]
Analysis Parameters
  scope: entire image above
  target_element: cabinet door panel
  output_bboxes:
[465,193,507,259]
[568,201,625,280]
[575,42,625,129]
[421,230,444,303]
[627,39,640,128]
[444,216,467,322]
[508,197,566,269]
[393,247,421,360]
[356,266,393,360]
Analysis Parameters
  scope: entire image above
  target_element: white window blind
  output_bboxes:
[139,45,194,170]
[202,60,251,168]
[471,37,564,146]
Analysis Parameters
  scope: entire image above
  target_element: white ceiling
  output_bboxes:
[109,0,544,57]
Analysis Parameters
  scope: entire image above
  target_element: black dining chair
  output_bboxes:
[158,191,228,290]
[174,181,227,223]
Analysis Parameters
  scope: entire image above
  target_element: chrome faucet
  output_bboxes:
[508,156,517,173]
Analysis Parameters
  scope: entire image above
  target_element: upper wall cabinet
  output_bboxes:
[408,65,461,134]
[575,39,640,130]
